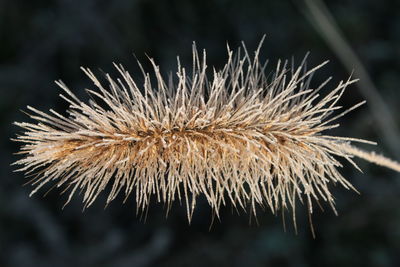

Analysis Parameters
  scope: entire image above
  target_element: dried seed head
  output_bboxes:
[13,38,400,224]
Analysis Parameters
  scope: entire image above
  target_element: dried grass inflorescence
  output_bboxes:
[13,39,400,224]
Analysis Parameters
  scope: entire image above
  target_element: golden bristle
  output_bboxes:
[13,38,400,224]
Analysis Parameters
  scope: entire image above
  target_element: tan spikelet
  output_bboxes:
[13,38,400,223]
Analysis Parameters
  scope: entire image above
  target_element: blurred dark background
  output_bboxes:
[1,0,400,266]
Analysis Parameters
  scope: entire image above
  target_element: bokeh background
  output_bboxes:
[1,0,400,266]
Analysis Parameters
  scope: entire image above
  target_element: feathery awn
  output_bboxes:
[13,38,400,224]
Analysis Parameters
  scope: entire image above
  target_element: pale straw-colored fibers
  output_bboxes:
[13,38,400,225]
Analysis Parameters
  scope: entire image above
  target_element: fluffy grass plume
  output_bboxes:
[13,38,400,224]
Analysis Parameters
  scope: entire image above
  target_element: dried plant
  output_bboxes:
[13,38,400,226]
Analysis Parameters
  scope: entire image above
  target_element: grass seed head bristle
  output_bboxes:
[13,38,400,224]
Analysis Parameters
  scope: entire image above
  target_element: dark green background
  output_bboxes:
[1,0,400,266]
